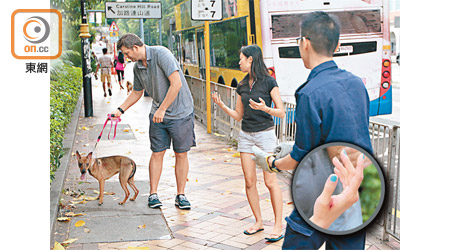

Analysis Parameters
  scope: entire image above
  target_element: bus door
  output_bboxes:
[196,29,206,79]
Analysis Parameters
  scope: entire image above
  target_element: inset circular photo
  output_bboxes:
[291,142,385,235]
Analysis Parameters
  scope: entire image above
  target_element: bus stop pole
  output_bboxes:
[204,21,212,134]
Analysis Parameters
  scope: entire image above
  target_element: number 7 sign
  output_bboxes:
[191,0,223,21]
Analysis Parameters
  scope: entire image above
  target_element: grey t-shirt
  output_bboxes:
[133,45,194,119]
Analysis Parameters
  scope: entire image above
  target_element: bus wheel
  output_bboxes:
[231,79,238,88]
[218,76,225,85]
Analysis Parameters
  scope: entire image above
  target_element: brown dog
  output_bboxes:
[75,151,139,205]
[126,80,133,95]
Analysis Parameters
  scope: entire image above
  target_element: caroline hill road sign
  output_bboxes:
[105,2,162,19]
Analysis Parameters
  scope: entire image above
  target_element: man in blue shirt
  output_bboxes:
[254,11,372,249]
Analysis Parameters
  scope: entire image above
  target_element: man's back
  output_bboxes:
[99,55,112,74]
[291,60,372,163]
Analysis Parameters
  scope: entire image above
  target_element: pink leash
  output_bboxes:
[93,114,121,151]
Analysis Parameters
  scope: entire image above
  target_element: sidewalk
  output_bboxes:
[51,67,399,250]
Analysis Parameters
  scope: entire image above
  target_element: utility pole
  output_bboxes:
[139,0,144,42]
[80,0,93,117]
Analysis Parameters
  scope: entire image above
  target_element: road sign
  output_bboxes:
[191,0,223,21]
[110,35,119,43]
[105,2,162,19]
[109,21,119,31]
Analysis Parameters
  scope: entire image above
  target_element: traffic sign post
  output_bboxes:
[191,0,223,133]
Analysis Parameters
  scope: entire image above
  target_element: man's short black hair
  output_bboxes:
[102,48,108,54]
[300,11,341,57]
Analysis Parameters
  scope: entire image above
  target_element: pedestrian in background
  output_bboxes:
[211,44,286,242]
[111,33,195,210]
[96,48,113,97]
[115,50,126,90]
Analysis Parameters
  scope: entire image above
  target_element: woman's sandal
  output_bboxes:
[265,234,285,242]
[243,228,264,235]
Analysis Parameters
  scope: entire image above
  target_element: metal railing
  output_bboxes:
[186,76,400,241]
[370,122,400,240]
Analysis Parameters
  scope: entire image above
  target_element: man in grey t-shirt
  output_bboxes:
[111,33,195,210]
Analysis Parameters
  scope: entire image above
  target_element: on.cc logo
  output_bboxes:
[23,16,50,44]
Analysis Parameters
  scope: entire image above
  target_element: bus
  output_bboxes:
[173,0,392,116]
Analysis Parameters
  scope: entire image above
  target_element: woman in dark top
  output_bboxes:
[211,45,285,242]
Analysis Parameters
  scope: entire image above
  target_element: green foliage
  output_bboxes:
[360,164,382,222]
[60,50,82,68]
[50,64,82,181]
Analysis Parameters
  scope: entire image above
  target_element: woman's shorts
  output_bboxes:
[237,128,277,153]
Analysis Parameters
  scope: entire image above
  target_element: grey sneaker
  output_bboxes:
[148,193,162,208]
[175,194,191,210]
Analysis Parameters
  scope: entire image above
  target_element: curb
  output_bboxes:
[50,93,83,245]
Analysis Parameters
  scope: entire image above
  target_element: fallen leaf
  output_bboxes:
[61,238,78,245]
[65,212,86,217]
[73,195,86,201]
[81,126,90,131]
[226,148,233,152]
[123,129,130,132]
[265,198,271,202]
[287,201,294,205]
[84,228,91,233]
[74,220,85,227]
[86,196,98,201]
[206,157,216,160]
[57,217,71,222]
[180,211,189,215]
[195,178,198,182]
[138,224,146,229]
[71,199,87,205]
[224,159,231,162]
[232,152,240,158]
[214,133,225,137]
[53,241,65,250]
[93,190,115,195]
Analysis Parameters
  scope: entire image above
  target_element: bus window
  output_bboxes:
[278,46,301,58]
[182,29,197,64]
[271,10,382,39]
[210,17,248,70]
